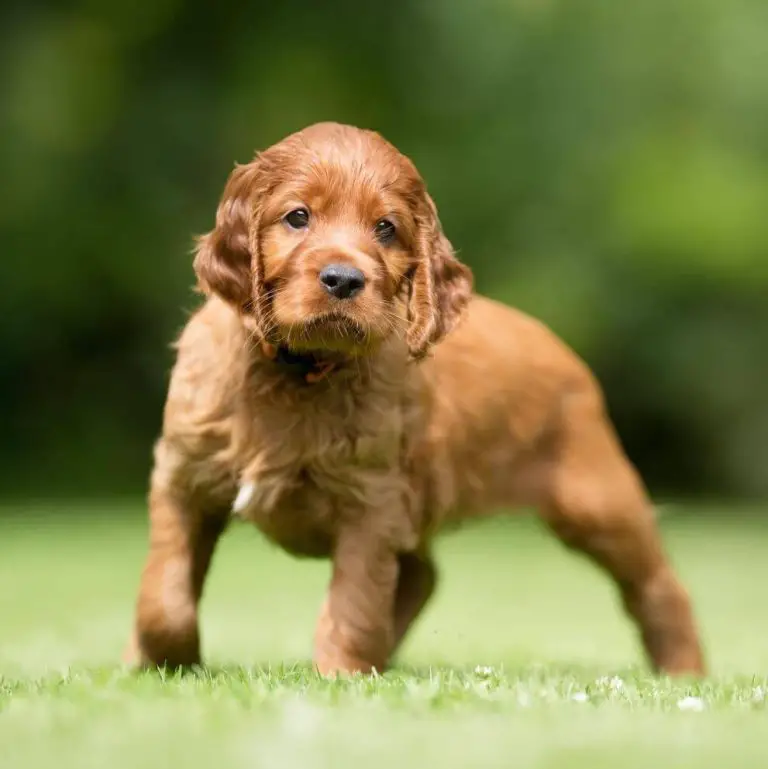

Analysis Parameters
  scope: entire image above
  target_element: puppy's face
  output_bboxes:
[257,128,419,355]
[194,122,472,359]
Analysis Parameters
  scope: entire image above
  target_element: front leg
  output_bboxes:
[393,552,437,654]
[127,488,227,669]
[314,529,399,676]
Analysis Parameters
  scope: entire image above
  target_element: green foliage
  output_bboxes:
[1,0,767,496]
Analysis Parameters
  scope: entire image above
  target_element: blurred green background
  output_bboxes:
[1,0,767,500]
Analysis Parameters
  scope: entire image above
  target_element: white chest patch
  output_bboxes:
[232,480,256,516]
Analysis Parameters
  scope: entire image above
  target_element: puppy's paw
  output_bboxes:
[313,649,383,678]
[122,629,201,671]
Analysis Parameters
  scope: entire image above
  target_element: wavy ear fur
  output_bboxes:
[407,192,473,359]
[193,162,271,337]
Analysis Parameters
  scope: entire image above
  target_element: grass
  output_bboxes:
[1,502,768,768]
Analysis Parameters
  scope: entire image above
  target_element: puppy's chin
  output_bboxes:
[276,313,379,357]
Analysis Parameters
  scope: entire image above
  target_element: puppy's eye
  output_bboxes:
[284,208,310,230]
[374,218,396,244]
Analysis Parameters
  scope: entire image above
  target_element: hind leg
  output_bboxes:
[539,392,705,675]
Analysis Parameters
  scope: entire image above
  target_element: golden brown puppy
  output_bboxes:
[127,122,704,677]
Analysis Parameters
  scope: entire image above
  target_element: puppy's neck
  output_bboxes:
[247,336,411,391]
[259,341,342,384]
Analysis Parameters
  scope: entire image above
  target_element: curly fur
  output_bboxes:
[127,122,704,677]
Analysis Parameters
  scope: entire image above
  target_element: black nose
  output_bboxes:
[318,264,366,299]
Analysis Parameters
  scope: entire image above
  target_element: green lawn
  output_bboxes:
[1,502,767,769]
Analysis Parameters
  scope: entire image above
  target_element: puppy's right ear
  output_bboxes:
[193,162,260,310]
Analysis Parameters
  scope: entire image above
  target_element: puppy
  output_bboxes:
[127,122,705,676]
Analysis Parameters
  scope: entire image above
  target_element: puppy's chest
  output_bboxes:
[233,399,403,557]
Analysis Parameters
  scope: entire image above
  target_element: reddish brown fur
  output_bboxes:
[127,122,705,676]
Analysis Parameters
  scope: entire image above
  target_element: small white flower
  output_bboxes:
[752,687,765,702]
[677,696,705,712]
[571,692,589,703]
[609,676,625,691]
[474,666,494,676]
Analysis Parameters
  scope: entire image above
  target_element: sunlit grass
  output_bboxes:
[2,503,768,768]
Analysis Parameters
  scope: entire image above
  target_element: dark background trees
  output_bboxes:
[2,0,766,500]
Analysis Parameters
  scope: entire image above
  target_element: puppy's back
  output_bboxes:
[416,295,601,516]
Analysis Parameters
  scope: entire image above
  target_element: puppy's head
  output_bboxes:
[194,122,472,359]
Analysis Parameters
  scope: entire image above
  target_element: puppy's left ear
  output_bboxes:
[407,192,473,359]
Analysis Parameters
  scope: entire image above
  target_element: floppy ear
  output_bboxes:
[407,192,473,359]
[193,161,271,335]
[194,163,255,306]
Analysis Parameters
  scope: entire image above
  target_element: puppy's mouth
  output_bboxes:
[309,310,366,335]
[282,311,370,354]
